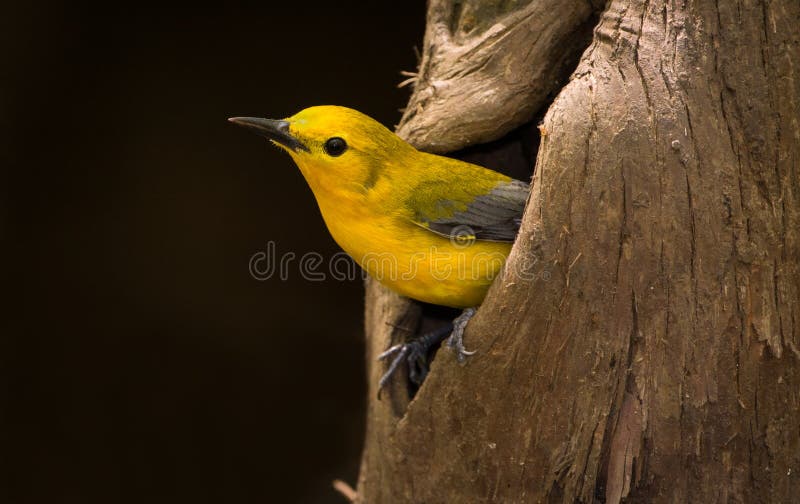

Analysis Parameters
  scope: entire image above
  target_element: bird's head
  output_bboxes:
[230,106,414,194]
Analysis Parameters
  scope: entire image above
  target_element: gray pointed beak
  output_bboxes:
[228,117,309,152]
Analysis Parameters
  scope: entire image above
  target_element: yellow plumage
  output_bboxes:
[230,106,528,309]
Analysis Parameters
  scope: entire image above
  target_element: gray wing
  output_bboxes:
[416,179,530,243]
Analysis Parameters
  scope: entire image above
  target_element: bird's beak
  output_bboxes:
[228,117,309,152]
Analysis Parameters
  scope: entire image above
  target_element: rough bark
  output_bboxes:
[396,0,602,153]
[357,0,800,502]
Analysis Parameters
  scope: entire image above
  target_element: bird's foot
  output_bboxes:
[377,307,479,390]
[446,307,477,363]
[378,324,453,388]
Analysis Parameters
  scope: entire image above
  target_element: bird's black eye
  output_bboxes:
[324,137,347,157]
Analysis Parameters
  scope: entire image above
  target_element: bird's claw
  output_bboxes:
[378,340,429,388]
[378,307,478,391]
[446,307,477,363]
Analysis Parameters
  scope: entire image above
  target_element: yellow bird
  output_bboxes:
[230,106,529,386]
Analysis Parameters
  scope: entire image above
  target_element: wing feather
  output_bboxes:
[411,179,529,243]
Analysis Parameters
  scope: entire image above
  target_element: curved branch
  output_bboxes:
[396,0,603,153]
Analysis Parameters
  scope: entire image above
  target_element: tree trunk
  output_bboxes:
[356,0,800,502]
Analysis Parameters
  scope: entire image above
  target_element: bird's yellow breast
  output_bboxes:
[314,182,511,309]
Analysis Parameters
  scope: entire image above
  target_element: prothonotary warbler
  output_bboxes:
[230,106,529,387]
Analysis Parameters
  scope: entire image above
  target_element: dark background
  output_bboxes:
[2,2,424,502]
